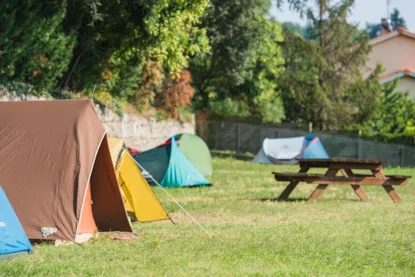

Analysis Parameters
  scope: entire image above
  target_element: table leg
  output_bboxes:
[351,185,369,201]
[278,166,309,200]
[341,169,369,201]
[371,169,384,178]
[372,170,403,203]
[383,186,403,203]
[308,184,328,201]
[308,169,338,201]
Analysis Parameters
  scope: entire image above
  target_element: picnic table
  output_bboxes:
[273,158,410,203]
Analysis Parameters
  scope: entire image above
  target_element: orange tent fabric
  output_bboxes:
[77,182,97,234]
[0,100,132,241]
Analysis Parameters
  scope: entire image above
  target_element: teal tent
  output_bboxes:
[0,187,32,259]
[133,137,210,187]
[161,134,213,176]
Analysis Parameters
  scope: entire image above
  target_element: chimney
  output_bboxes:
[381,18,392,34]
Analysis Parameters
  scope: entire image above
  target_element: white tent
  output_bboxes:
[252,137,305,164]
[252,136,329,164]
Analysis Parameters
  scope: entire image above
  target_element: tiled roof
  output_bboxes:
[379,68,415,84]
[369,27,415,46]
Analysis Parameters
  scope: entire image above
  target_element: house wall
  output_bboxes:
[365,35,415,78]
[396,76,415,98]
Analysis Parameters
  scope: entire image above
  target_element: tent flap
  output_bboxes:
[133,146,171,184]
[117,152,169,222]
[161,137,210,187]
[109,137,169,222]
[89,136,132,233]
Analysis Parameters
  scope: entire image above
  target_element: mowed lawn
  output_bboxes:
[1,157,415,276]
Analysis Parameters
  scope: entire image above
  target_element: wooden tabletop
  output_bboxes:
[296,158,386,164]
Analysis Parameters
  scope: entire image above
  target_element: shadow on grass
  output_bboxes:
[211,150,253,161]
[256,197,362,203]
[256,197,309,202]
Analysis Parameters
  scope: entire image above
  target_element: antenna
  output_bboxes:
[387,0,391,18]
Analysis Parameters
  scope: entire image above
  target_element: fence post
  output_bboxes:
[356,131,362,159]
[259,126,263,148]
[236,123,241,154]
[400,146,404,167]
[215,122,219,150]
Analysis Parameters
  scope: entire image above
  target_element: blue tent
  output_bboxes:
[0,187,32,259]
[134,137,210,187]
[252,135,328,164]
[302,135,329,159]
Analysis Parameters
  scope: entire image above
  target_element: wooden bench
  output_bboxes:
[273,172,409,186]
[273,159,410,203]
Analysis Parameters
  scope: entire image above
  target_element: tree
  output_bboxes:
[357,81,415,143]
[366,23,381,39]
[282,22,314,40]
[366,8,407,38]
[190,0,285,123]
[279,0,381,130]
[0,0,210,108]
[390,8,407,30]
[61,0,210,94]
[283,22,306,37]
[236,18,285,123]
[156,70,195,119]
[0,1,75,90]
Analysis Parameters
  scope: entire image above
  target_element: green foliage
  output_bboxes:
[191,0,285,123]
[0,81,36,97]
[0,1,209,117]
[0,1,75,90]
[279,0,380,130]
[62,0,210,95]
[191,0,272,94]
[207,98,251,118]
[282,22,306,37]
[357,81,415,144]
[391,8,407,29]
[366,8,407,38]
[237,18,285,123]
[254,96,285,123]
[282,22,313,39]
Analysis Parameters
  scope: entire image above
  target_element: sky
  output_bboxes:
[270,0,415,31]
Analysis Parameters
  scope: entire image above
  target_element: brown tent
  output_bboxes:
[0,100,132,241]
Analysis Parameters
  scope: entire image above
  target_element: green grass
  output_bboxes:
[2,157,415,276]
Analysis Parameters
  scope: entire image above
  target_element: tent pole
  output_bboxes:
[124,148,213,238]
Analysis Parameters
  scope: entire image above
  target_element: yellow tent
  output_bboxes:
[108,137,169,222]
[108,137,124,166]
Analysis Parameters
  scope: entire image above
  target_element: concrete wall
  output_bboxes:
[0,90,195,151]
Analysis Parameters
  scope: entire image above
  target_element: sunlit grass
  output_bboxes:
[1,157,414,276]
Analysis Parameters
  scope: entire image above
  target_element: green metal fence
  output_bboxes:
[198,119,414,167]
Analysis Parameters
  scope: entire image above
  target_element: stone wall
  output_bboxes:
[96,106,195,151]
[0,90,195,151]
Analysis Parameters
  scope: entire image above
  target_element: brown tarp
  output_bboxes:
[0,100,132,241]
